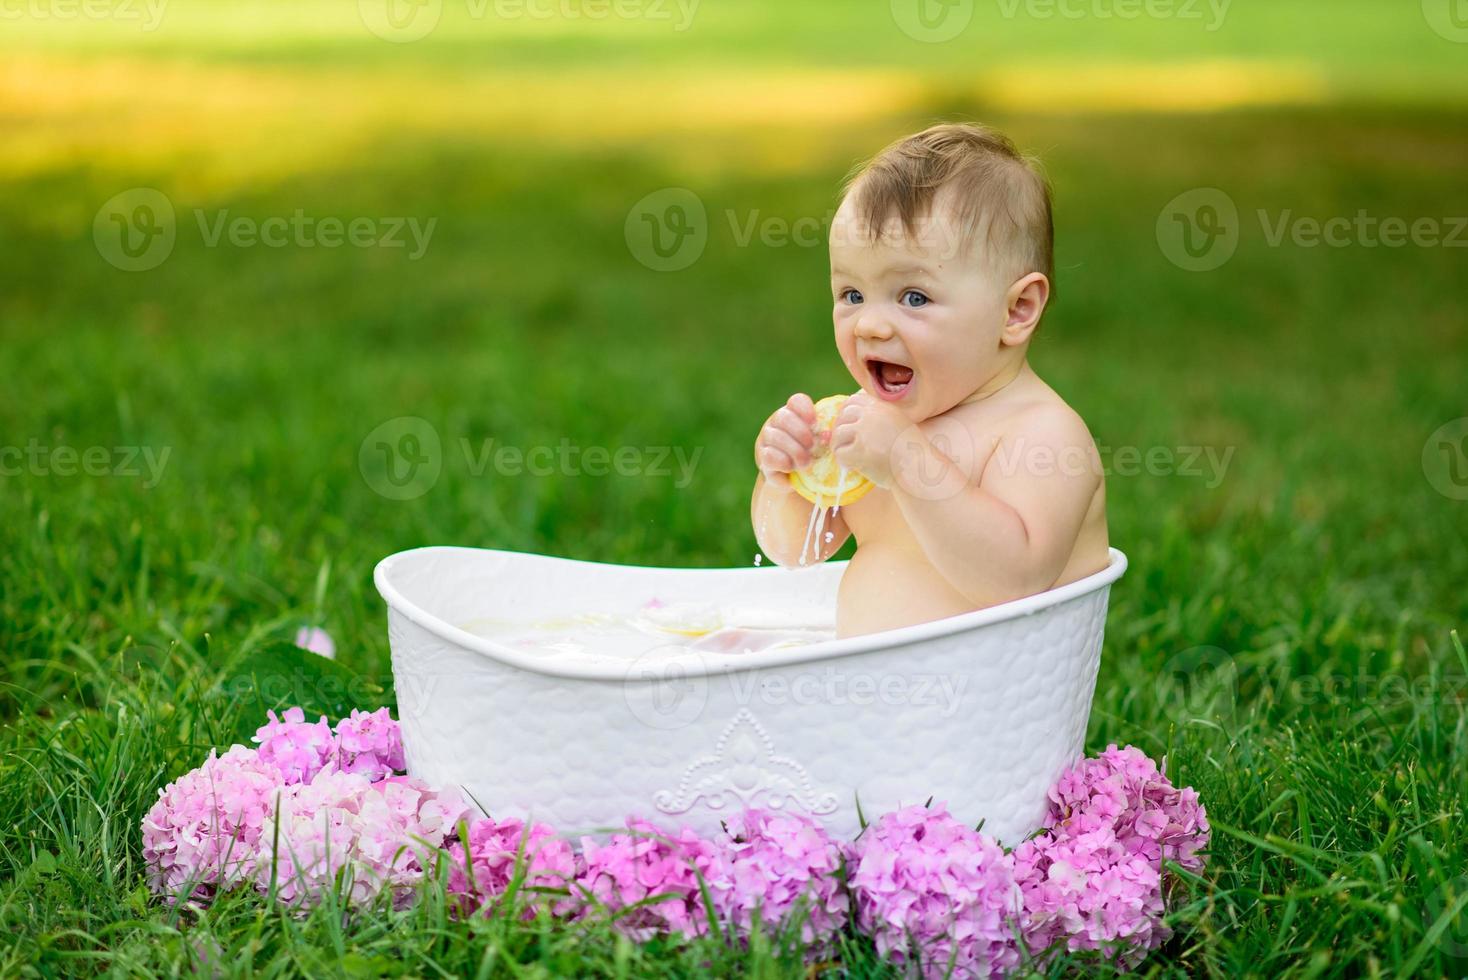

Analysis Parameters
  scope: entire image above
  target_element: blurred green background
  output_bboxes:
[4,0,1462,659]
[1,0,1467,974]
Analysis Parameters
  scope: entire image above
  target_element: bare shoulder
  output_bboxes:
[1005,389,1096,448]
[976,378,1102,485]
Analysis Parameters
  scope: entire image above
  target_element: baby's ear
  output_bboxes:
[1001,272,1050,347]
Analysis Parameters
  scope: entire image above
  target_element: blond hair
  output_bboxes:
[842,123,1054,285]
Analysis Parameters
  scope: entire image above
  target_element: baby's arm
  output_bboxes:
[834,397,1098,603]
[751,394,852,567]
[898,411,1099,602]
[751,473,850,567]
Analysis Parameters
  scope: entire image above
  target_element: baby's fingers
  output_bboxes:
[771,406,817,450]
[757,447,799,487]
[760,426,811,470]
[829,416,859,450]
[836,398,866,427]
[786,393,816,426]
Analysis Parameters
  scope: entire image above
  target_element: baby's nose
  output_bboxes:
[854,312,894,339]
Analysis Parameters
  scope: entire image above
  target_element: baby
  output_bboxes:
[751,123,1110,638]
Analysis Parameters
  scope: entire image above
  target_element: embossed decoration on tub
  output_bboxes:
[654,709,840,816]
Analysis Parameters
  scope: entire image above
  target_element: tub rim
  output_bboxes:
[375,546,1126,681]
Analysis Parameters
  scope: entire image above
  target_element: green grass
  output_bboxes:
[3,2,1468,976]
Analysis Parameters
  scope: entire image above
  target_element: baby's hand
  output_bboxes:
[755,393,817,490]
[831,391,912,489]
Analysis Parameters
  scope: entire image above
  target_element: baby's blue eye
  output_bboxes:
[840,288,864,304]
[901,290,930,308]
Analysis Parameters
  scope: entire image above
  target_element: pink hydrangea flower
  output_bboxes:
[707,808,847,950]
[574,818,724,941]
[257,772,470,909]
[141,745,285,901]
[847,803,1023,980]
[294,626,335,659]
[1013,828,1169,967]
[1045,744,1210,874]
[354,775,470,904]
[333,707,406,781]
[1014,744,1210,968]
[141,708,1212,974]
[446,815,578,918]
[252,707,334,785]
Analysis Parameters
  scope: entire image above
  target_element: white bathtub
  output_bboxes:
[375,546,1126,847]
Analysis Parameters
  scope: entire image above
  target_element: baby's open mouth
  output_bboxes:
[867,358,914,400]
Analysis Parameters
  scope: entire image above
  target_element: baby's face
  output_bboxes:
[829,192,1013,423]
